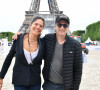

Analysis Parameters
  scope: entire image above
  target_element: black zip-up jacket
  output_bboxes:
[42,33,82,90]
[0,34,45,85]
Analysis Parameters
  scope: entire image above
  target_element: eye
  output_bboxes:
[34,22,43,28]
[34,23,38,26]
[40,25,43,28]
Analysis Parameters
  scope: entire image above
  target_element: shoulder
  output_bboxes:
[17,34,24,39]
[15,34,25,42]
[39,38,44,43]
[38,37,45,45]
[43,33,56,43]
[12,34,24,45]
[67,36,81,47]
[44,33,55,38]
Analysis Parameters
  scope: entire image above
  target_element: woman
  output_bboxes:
[0,16,45,90]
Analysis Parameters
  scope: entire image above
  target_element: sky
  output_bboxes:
[0,0,100,33]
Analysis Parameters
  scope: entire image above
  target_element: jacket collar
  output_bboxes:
[53,33,70,43]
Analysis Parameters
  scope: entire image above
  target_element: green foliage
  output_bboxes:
[0,32,14,41]
[73,30,85,36]
[73,30,85,43]
[73,20,100,42]
[86,21,100,41]
[82,34,88,43]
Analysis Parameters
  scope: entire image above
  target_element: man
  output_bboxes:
[42,15,82,90]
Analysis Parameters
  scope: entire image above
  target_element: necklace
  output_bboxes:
[28,34,33,64]
[29,39,36,42]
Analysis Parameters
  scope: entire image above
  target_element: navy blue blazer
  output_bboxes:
[0,34,45,85]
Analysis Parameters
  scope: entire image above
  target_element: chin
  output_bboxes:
[32,32,40,35]
[36,33,41,36]
[58,32,66,36]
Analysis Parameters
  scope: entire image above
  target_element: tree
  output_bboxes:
[72,30,85,43]
[0,32,14,41]
[86,21,100,41]
[71,20,100,42]
[73,30,85,36]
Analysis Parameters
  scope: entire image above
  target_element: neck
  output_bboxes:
[56,34,66,44]
[29,33,38,41]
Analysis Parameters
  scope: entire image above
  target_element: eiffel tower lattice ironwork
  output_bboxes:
[19,0,68,35]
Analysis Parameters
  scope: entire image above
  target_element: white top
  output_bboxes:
[23,47,39,64]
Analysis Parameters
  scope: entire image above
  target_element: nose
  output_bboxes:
[36,25,40,29]
[60,25,65,29]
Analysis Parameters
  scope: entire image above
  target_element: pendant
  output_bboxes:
[31,61,33,65]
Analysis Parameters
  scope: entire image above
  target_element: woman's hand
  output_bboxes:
[0,78,3,90]
[12,32,22,40]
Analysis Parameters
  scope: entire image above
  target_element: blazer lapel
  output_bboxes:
[32,38,42,63]
[19,34,29,65]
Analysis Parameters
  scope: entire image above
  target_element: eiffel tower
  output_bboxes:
[19,0,69,35]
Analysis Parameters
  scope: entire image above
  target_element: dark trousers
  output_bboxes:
[43,80,64,90]
[14,84,41,90]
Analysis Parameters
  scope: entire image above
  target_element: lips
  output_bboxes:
[59,29,65,32]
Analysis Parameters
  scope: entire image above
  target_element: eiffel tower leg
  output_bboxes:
[48,0,60,14]
[36,0,40,12]
[48,0,52,13]
[29,0,40,12]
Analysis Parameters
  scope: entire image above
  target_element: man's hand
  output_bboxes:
[0,78,3,90]
[12,32,22,40]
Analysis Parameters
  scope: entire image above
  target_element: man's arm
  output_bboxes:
[12,32,22,40]
[72,42,82,90]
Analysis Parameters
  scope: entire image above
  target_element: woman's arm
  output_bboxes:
[0,40,16,79]
[0,78,3,89]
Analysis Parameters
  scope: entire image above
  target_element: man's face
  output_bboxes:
[55,20,69,36]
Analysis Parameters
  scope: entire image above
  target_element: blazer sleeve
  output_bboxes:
[0,40,16,79]
[72,42,83,90]
[41,37,45,59]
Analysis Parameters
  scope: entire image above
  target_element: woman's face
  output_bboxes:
[30,19,44,36]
